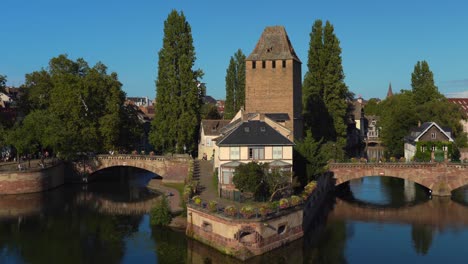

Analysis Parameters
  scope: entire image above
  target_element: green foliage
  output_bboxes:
[379,91,418,158]
[201,104,221,120]
[224,49,246,119]
[414,141,452,162]
[0,74,6,93]
[294,131,326,184]
[364,98,381,116]
[12,55,133,160]
[208,200,218,212]
[150,196,173,226]
[411,61,443,105]
[232,162,265,193]
[377,61,464,158]
[150,10,203,154]
[240,205,255,218]
[303,20,351,147]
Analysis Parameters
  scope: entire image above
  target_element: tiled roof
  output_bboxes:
[246,26,300,62]
[217,120,294,146]
[201,119,231,136]
[448,98,468,117]
[406,122,454,142]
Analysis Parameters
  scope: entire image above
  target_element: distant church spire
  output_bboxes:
[387,82,393,98]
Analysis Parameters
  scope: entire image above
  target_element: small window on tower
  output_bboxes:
[272,60,276,68]
[252,61,256,69]
[262,61,266,68]
[282,60,286,68]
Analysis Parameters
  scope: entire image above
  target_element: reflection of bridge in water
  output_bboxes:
[74,192,161,215]
[330,198,468,228]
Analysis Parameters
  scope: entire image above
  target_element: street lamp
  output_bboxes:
[183,145,187,154]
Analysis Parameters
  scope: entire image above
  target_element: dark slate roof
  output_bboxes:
[201,119,231,136]
[217,120,294,146]
[265,113,290,121]
[406,122,454,142]
[246,26,301,62]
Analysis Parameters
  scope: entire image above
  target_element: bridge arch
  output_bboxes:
[73,154,191,183]
[329,163,468,197]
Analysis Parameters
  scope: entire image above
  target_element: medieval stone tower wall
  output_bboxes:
[245,26,303,140]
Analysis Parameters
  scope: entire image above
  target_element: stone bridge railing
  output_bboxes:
[329,162,468,196]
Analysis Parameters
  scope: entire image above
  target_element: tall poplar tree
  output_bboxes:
[302,20,351,148]
[411,61,442,105]
[224,49,245,119]
[150,10,203,154]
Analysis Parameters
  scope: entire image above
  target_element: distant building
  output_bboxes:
[447,98,468,136]
[198,119,231,160]
[213,111,294,197]
[216,100,225,115]
[126,97,153,107]
[404,122,454,162]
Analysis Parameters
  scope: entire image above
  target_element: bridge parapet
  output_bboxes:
[329,162,438,169]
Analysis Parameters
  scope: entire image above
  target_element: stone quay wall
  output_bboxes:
[0,163,65,195]
[187,206,303,260]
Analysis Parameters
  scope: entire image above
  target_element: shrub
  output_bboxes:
[150,196,172,226]
[290,195,301,206]
[258,205,271,217]
[240,205,255,218]
[279,198,290,209]
[208,200,218,212]
[224,205,237,217]
[389,156,396,162]
[399,157,406,163]
[192,195,201,206]
[268,201,279,211]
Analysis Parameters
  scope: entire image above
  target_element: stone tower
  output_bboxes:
[245,26,303,140]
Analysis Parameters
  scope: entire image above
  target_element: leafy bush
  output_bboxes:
[192,195,201,206]
[279,198,290,209]
[208,200,218,212]
[290,195,301,206]
[258,205,271,217]
[240,205,255,218]
[150,196,172,226]
[224,205,237,217]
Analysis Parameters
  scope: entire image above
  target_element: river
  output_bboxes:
[1,169,467,263]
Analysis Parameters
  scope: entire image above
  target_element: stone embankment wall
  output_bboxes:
[0,163,64,195]
[302,173,335,232]
[187,206,303,260]
[186,173,335,260]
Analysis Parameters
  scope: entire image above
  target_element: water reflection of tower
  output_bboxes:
[404,179,416,202]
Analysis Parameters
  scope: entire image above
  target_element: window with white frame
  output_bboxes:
[222,168,233,184]
[206,138,212,147]
[272,146,283,159]
[443,145,448,151]
[431,132,436,139]
[249,146,265,160]
[230,147,240,160]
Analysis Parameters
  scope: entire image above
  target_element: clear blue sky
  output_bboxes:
[2,0,468,100]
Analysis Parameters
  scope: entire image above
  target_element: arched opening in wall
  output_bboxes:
[202,221,212,232]
[277,224,287,235]
[451,184,468,206]
[335,176,430,208]
[239,231,256,244]
[85,166,161,203]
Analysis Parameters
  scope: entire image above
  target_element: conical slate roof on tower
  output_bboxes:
[387,83,394,98]
[246,26,301,62]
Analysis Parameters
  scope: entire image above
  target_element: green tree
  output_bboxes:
[379,91,418,158]
[0,74,6,93]
[14,55,131,160]
[294,131,326,184]
[150,196,173,226]
[411,61,442,105]
[224,49,246,119]
[302,20,351,151]
[201,104,221,120]
[150,10,203,154]
[411,224,434,255]
[363,98,381,116]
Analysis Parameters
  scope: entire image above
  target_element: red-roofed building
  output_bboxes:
[448,98,468,136]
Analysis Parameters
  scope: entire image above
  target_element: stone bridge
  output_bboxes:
[72,154,191,183]
[329,198,468,228]
[329,163,468,196]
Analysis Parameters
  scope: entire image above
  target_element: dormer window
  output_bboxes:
[244,127,250,132]
[260,127,266,132]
